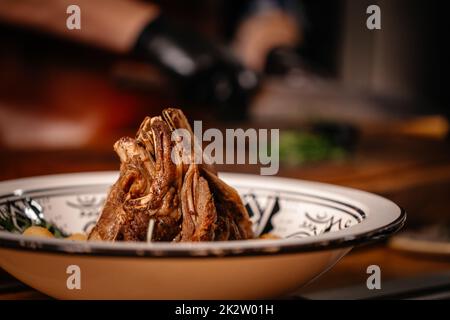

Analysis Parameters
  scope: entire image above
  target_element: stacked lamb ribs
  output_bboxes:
[88,108,254,242]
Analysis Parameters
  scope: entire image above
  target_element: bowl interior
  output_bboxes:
[0,177,365,240]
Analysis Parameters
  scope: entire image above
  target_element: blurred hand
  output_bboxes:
[232,9,302,71]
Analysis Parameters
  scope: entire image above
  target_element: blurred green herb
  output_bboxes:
[0,201,67,238]
[279,131,348,166]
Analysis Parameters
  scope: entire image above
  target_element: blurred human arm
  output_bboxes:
[0,0,160,52]
[0,0,259,118]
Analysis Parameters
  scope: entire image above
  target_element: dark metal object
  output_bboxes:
[133,15,260,120]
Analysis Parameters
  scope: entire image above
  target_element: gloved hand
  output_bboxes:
[133,15,260,119]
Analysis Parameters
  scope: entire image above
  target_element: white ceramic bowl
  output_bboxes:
[0,172,405,299]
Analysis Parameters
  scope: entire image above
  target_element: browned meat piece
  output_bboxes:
[201,168,254,240]
[162,108,217,176]
[90,118,182,242]
[89,137,151,241]
[180,164,217,241]
[88,108,253,242]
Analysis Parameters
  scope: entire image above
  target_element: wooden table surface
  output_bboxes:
[1,130,450,299]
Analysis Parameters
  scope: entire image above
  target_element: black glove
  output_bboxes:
[133,15,260,119]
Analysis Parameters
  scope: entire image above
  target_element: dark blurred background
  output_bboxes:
[0,0,447,139]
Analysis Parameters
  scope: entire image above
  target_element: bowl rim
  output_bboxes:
[0,171,406,258]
